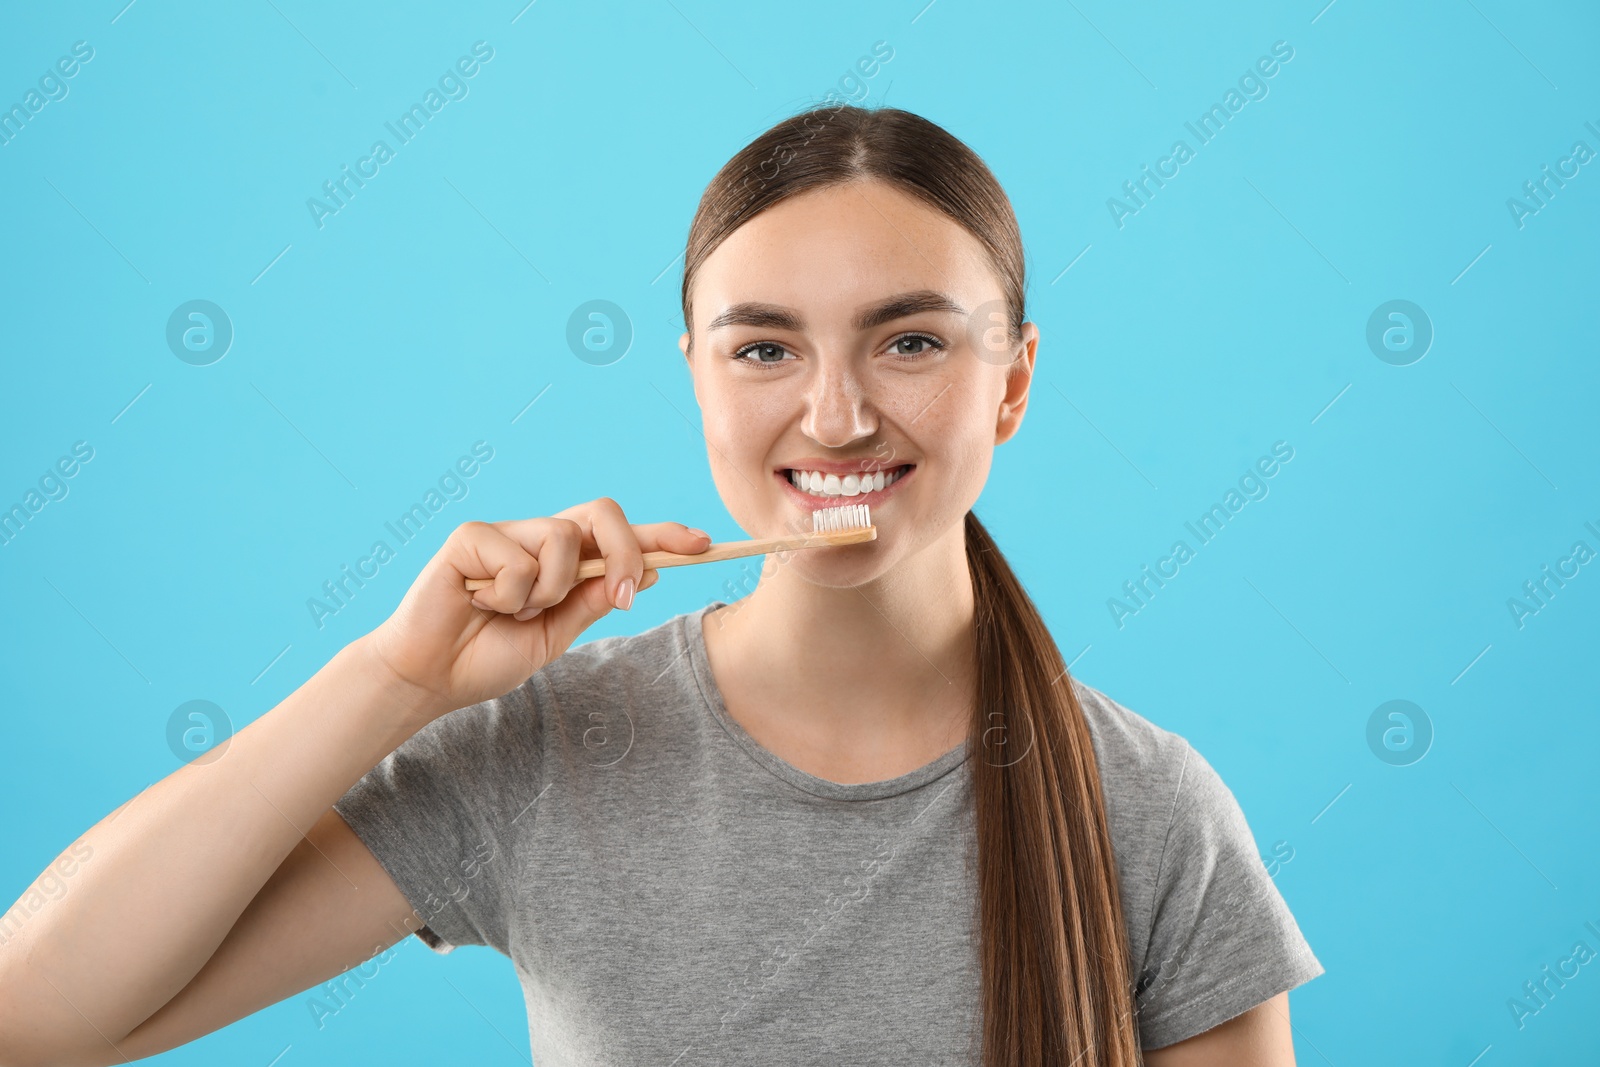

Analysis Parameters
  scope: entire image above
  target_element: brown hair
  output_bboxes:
[680,104,1140,1065]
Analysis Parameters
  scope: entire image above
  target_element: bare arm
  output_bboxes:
[0,638,435,1067]
[1142,992,1297,1067]
[0,506,707,1067]
[119,807,420,1062]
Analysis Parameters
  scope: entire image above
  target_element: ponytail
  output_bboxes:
[966,511,1140,1065]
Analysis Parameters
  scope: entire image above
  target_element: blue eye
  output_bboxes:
[732,342,794,367]
[888,333,946,359]
[731,333,947,367]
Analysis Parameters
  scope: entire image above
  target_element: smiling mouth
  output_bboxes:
[781,464,913,499]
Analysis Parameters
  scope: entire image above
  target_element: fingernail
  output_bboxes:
[514,606,543,622]
[688,528,709,540]
[615,576,635,611]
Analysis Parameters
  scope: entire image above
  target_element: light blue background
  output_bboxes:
[3,0,1597,1063]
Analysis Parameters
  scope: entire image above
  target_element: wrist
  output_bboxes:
[340,634,454,733]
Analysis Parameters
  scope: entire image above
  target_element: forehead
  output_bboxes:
[690,180,1000,324]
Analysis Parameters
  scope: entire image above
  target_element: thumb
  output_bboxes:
[530,568,661,655]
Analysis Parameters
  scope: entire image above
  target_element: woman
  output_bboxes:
[0,105,1322,1066]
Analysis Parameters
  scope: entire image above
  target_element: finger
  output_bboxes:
[498,516,711,559]
[472,518,582,614]
[633,521,713,556]
[448,522,539,615]
[582,498,644,611]
[486,511,708,612]
[515,564,664,663]
[487,517,594,618]
[519,518,583,611]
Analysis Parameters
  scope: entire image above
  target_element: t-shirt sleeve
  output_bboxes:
[1134,741,1324,1049]
[331,677,544,956]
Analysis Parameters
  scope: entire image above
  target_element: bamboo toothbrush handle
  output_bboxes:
[462,525,875,591]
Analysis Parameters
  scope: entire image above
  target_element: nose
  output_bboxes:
[799,356,878,448]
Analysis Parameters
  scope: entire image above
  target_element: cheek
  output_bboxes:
[868,362,965,440]
[889,371,991,457]
[694,378,793,504]
[904,387,997,502]
[700,378,790,456]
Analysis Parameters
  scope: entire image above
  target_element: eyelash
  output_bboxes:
[730,332,948,369]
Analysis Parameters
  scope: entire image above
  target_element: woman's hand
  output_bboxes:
[0,504,709,1064]
[362,497,711,720]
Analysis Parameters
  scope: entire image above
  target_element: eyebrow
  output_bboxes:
[705,290,967,333]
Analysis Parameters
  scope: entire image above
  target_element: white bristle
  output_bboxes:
[812,502,872,533]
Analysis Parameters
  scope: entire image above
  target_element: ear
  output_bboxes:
[994,321,1039,445]
[678,331,692,363]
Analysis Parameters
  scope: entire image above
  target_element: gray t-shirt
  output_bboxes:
[334,601,1323,1062]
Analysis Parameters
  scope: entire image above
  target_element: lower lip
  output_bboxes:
[776,465,915,512]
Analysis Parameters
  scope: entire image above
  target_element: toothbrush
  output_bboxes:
[462,502,876,590]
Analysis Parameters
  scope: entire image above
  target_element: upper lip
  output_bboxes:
[777,458,914,475]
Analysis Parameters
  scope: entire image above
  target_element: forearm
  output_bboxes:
[0,636,444,1056]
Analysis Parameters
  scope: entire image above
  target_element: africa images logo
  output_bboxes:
[1106,40,1295,229]
[305,41,495,229]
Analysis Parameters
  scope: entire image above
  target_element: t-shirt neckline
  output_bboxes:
[681,601,971,802]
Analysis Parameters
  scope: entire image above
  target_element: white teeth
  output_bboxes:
[787,466,905,497]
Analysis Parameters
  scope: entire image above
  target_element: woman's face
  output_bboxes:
[680,178,1038,588]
